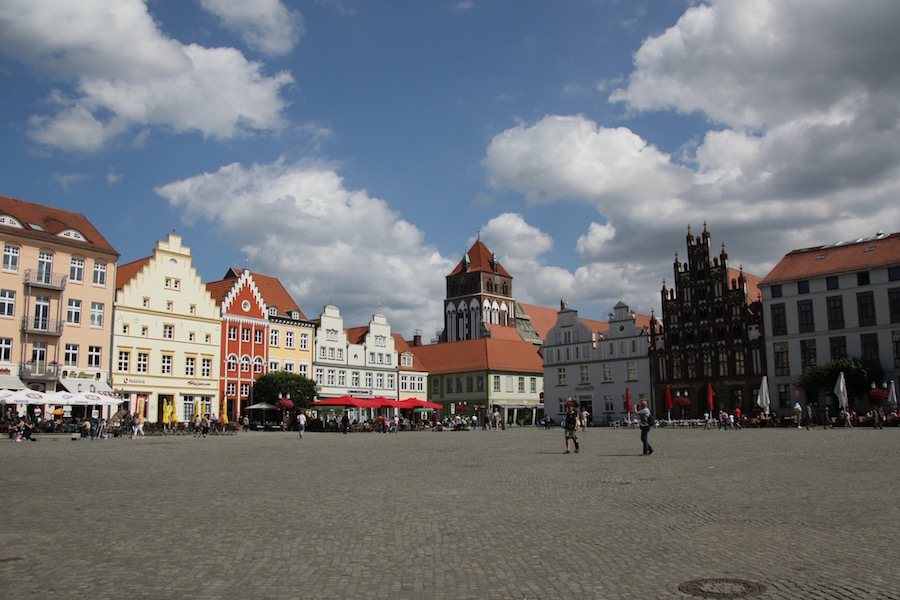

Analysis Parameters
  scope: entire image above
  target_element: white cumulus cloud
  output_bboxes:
[200,0,304,56]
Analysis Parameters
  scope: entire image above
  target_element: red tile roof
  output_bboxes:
[411,338,543,375]
[115,256,151,290]
[393,334,427,372]
[447,239,512,278]
[0,194,118,256]
[519,303,562,340]
[728,268,762,303]
[760,232,900,285]
[345,326,368,344]
[205,268,306,319]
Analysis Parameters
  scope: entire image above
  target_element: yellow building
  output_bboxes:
[0,195,118,405]
[112,234,221,423]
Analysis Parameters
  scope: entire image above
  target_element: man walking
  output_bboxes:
[635,400,654,455]
[297,411,307,438]
[564,402,580,454]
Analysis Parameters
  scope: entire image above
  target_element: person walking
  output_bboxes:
[297,412,307,438]
[635,400,654,455]
[580,408,590,431]
[563,402,580,454]
[341,412,350,434]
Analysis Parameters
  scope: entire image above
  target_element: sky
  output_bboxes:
[1,0,899,340]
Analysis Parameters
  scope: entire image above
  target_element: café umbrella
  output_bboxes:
[834,372,849,409]
[0,389,48,404]
[756,376,771,416]
[625,388,632,422]
[665,386,673,421]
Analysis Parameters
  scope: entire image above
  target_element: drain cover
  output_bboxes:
[678,578,766,599]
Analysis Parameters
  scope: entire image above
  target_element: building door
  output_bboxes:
[31,341,47,372]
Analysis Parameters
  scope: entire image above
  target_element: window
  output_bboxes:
[857,291,876,327]
[774,342,790,376]
[122,324,129,335]
[365,372,372,388]
[143,297,150,308]
[375,335,386,347]
[64,344,79,366]
[401,354,413,368]
[890,288,900,324]
[826,276,839,290]
[830,336,847,361]
[827,296,844,330]
[800,339,817,371]
[376,373,384,389]
[254,330,263,344]
[70,257,84,283]
[797,299,814,333]
[771,303,787,336]
[517,377,525,393]
[92,261,107,286]
[185,357,195,377]
[2,245,19,271]
[164,277,180,290]
[227,355,237,371]
[433,379,440,394]
[335,368,343,383]
[299,332,309,350]
[87,346,101,368]
[857,271,870,286]
[890,267,900,281]
[240,383,249,397]
[166,301,173,312]
[227,383,236,397]
[270,328,280,346]
[797,280,810,294]
[90,302,104,327]
[894,331,900,368]
[254,357,263,373]
[530,378,537,393]
[285,330,294,349]
[860,333,879,361]
[557,367,567,386]
[326,329,338,342]
[604,395,615,413]
[0,290,14,316]
[161,354,172,375]
[228,326,237,341]
[189,304,196,315]
[188,332,195,342]
[269,359,280,372]
[163,324,174,339]
[37,252,53,284]
[771,284,782,298]
[602,364,613,382]
[493,375,501,392]
[141,326,148,337]
[0,338,12,361]
[580,364,589,383]
[626,361,638,381]
[137,353,149,373]
[201,358,211,378]
[118,351,130,372]
[242,328,251,342]
[240,356,250,372]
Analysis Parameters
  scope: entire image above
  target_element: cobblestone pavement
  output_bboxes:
[1,425,898,599]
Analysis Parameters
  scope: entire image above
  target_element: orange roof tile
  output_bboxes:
[519,303,561,340]
[484,324,524,341]
[205,268,306,319]
[759,232,900,285]
[115,256,151,290]
[447,239,512,278]
[411,338,543,375]
[393,334,427,372]
[345,325,368,344]
[0,194,118,256]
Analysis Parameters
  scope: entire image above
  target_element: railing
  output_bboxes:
[20,317,64,336]
[23,269,67,290]
[19,362,61,380]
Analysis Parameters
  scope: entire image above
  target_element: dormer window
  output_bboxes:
[58,229,87,242]
[268,307,278,317]
[0,215,24,228]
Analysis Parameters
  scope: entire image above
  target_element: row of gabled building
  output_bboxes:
[3,194,897,425]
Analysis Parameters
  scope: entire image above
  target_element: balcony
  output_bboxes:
[19,361,61,381]
[24,269,67,290]
[21,317,64,336]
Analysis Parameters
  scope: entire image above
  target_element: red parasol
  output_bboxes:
[281,398,294,410]
[625,388,632,413]
[707,383,715,412]
[665,386,673,413]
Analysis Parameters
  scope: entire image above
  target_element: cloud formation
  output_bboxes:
[155,159,454,338]
[481,0,900,317]
[0,0,292,151]
[199,0,304,56]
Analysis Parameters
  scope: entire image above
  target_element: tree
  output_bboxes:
[793,357,884,405]
[252,372,317,410]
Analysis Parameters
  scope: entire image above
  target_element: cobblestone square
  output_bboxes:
[1,426,898,599]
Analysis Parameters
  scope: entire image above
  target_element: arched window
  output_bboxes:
[254,357,264,373]
[240,356,251,372]
[227,354,237,371]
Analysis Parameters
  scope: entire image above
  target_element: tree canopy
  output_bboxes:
[252,372,317,409]
[792,357,884,404]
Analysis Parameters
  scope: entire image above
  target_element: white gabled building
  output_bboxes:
[313,304,398,401]
[543,300,654,425]
[112,234,221,423]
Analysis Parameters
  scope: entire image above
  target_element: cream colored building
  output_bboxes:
[0,196,119,409]
[112,234,220,423]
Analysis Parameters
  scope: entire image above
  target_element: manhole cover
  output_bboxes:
[678,578,766,599]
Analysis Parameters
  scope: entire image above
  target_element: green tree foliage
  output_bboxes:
[252,372,317,409]
[793,357,884,404]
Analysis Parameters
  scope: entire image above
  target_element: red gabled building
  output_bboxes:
[206,268,269,420]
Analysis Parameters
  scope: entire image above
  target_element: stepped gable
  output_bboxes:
[115,256,152,289]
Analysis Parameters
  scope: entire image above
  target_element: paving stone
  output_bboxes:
[0,426,898,599]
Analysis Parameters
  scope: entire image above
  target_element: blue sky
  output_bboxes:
[2,0,899,339]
